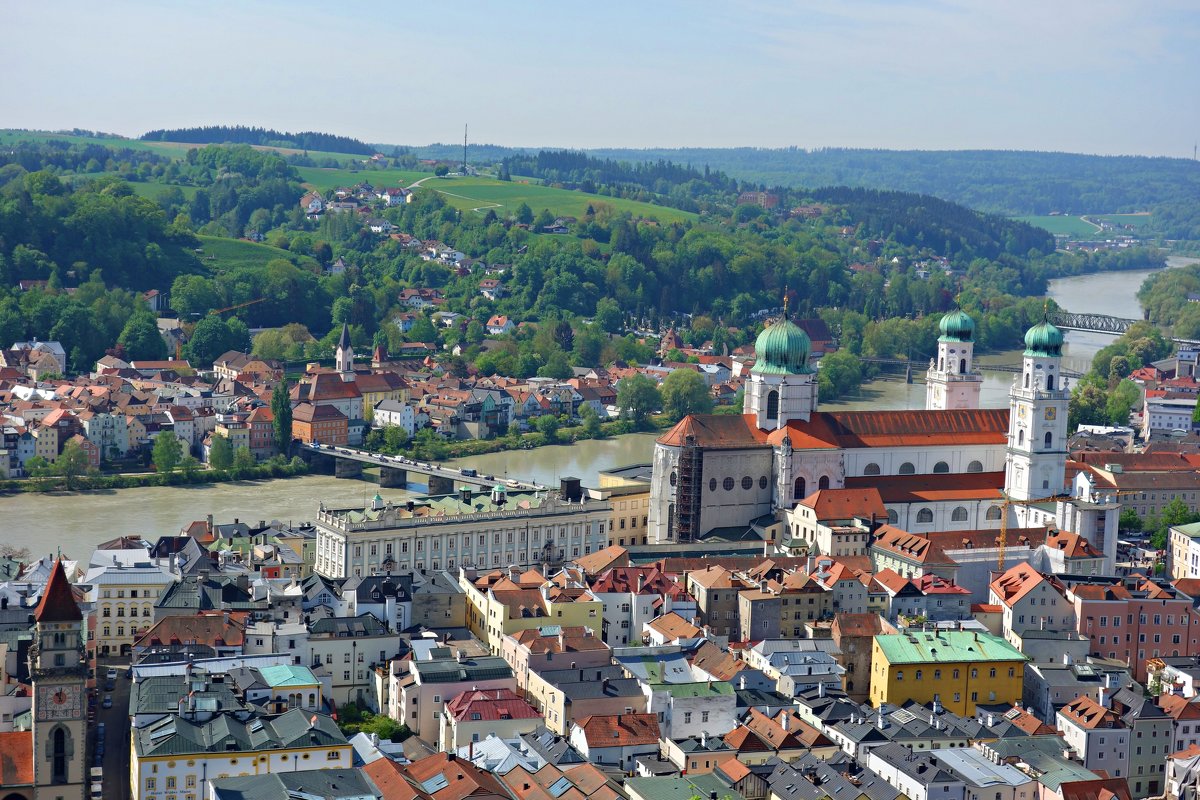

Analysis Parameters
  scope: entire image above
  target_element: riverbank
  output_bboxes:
[0,456,311,495]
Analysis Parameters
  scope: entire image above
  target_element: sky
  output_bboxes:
[5,0,1198,157]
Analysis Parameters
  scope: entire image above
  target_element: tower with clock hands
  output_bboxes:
[30,558,86,798]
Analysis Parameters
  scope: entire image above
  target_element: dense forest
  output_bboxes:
[141,126,375,156]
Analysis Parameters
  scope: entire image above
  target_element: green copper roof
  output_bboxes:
[875,630,1027,665]
[938,309,975,343]
[1024,320,1064,357]
[752,317,811,375]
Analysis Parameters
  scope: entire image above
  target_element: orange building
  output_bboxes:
[292,403,348,445]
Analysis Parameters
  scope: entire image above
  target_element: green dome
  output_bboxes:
[752,317,812,375]
[1024,320,1064,357]
[938,310,975,343]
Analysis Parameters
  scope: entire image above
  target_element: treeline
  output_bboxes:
[141,126,375,156]
[0,139,171,175]
[581,147,1200,217]
[1138,263,1200,338]
[502,150,737,194]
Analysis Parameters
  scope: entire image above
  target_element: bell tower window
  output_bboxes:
[766,390,779,422]
[793,477,806,500]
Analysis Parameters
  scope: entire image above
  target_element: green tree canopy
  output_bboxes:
[152,432,183,474]
[616,374,662,426]
[660,369,713,421]
[209,433,234,470]
[119,311,168,361]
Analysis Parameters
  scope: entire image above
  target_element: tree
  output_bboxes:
[1119,508,1144,533]
[209,433,233,470]
[231,446,257,477]
[534,414,560,443]
[616,374,662,426]
[515,203,534,225]
[179,455,200,479]
[593,298,623,334]
[383,425,408,452]
[152,433,183,474]
[57,440,90,490]
[271,380,293,455]
[184,316,244,366]
[118,311,168,361]
[434,164,450,177]
[580,404,603,438]
[660,369,713,420]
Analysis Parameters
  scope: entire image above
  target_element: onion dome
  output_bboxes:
[752,317,812,375]
[1024,320,1064,357]
[938,309,975,343]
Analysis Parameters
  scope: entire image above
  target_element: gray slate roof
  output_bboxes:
[135,708,346,757]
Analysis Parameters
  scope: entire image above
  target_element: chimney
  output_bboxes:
[877,711,887,730]
[1098,686,1111,708]
[637,573,645,592]
[781,713,789,731]
[739,676,746,690]
[1063,652,1073,666]
[206,513,214,534]
[818,681,825,698]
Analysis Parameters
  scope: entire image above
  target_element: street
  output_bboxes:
[94,656,132,800]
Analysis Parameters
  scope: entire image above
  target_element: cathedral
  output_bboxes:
[0,558,87,800]
[648,309,1119,569]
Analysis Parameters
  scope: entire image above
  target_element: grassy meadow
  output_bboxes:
[1016,215,1102,237]
[196,235,320,272]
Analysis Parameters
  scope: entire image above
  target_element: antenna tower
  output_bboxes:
[463,124,469,174]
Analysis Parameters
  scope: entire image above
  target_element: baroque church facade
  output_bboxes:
[648,309,1119,569]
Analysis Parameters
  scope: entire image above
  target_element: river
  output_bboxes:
[2,257,1195,559]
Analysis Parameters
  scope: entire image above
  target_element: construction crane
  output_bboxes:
[997,487,1141,570]
[208,298,265,315]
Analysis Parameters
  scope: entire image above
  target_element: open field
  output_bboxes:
[196,235,320,272]
[296,166,431,192]
[1092,213,1153,230]
[1016,215,1102,237]
[430,175,698,223]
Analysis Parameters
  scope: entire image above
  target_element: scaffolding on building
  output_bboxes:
[673,434,704,543]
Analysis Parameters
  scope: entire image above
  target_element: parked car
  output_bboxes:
[101,694,112,709]
[105,668,117,681]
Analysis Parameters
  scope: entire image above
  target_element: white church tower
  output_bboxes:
[335,323,355,381]
[743,303,818,430]
[926,309,982,410]
[1005,319,1069,501]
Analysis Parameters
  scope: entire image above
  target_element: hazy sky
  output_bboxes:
[6,1,1198,156]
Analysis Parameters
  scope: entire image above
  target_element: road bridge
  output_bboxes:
[1048,311,1200,347]
[299,443,544,494]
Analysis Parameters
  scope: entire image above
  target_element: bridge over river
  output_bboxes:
[299,443,546,494]
[1048,311,1199,346]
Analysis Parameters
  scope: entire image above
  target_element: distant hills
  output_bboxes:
[142,125,374,155]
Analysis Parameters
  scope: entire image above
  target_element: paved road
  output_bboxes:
[95,657,132,800]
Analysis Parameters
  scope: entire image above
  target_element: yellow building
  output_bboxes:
[460,568,604,654]
[597,465,652,547]
[869,629,1026,715]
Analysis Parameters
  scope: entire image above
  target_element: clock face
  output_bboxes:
[1045,407,1057,420]
[38,684,81,720]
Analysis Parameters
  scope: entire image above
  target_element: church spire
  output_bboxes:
[34,558,81,623]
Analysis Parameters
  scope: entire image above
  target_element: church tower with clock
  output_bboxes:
[1005,319,1069,502]
[30,558,86,799]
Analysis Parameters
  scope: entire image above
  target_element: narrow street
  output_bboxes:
[94,657,132,800]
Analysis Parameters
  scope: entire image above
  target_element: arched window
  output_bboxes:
[951,507,969,522]
[986,505,1003,521]
[886,509,898,525]
[793,477,806,500]
[916,508,934,524]
[899,462,916,475]
[1044,431,1053,448]
[818,476,830,490]
[959,358,967,374]
[1046,375,1055,391]
[864,463,881,476]
[1024,373,1030,388]
[967,460,983,473]
[52,726,68,784]
[939,358,945,371]
[1018,430,1024,446]
[933,461,950,474]
[766,390,779,421]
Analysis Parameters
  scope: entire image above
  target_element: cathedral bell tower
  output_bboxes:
[31,558,86,798]
[926,309,982,410]
[743,297,818,430]
[335,323,355,382]
[1005,319,1069,501]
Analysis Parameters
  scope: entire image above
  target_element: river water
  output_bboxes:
[3,257,1195,559]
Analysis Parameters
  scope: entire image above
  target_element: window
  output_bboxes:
[742,476,753,490]
[986,505,1002,521]
[766,390,779,421]
[684,712,692,723]
[887,509,898,524]
[934,670,941,680]
[1044,431,1053,448]
[723,477,734,491]
[759,476,768,489]
[916,508,934,524]
[916,670,923,680]
[933,461,950,474]
[793,477,806,499]
[147,779,157,791]
[702,711,709,722]
[864,463,881,476]
[971,669,978,678]
[167,777,176,789]
[967,460,983,473]
[328,750,341,759]
[951,506,968,522]
[897,671,904,681]
[899,462,916,475]
[818,476,830,490]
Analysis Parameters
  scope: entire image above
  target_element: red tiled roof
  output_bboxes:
[914,574,970,595]
[844,471,1004,503]
[396,752,511,800]
[646,612,702,640]
[34,557,82,622]
[833,613,889,639]
[799,487,886,521]
[1058,777,1132,800]
[656,414,768,449]
[0,730,33,786]
[990,563,1051,607]
[574,713,660,747]
[872,527,955,565]
[134,611,248,649]
[445,688,541,722]
[766,408,1009,450]
[1073,451,1200,472]
[1060,695,1121,729]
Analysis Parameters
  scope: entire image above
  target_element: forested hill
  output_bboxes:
[581,148,1200,216]
[142,126,374,155]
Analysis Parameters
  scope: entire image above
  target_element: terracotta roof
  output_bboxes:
[34,557,82,622]
[444,688,541,722]
[656,413,768,449]
[1004,705,1057,735]
[723,724,770,753]
[134,611,248,649]
[1059,695,1121,730]
[646,612,702,640]
[591,566,682,596]
[799,487,886,521]
[574,545,629,576]
[688,565,748,590]
[873,568,915,595]
[872,527,955,565]
[972,604,1003,613]
[844,471,1005,503]
[765,408,1009,450]
[1046,530,1101,558]
[395,751,511,800]
[833,613,889,639]
[1058,777,1132,800]
[1073,451,1199,472]
[690,640,745,681]
[1158,693,1200,721]
[293,402,347,422]
[716,758,752,783]
[914,574,970,595]
[774,709,834,748]
[508,626,608,654]
[742,708,803,750]
[0,730,33,787]
[573,713,660,747]
[990,563,1051,607]
[1173,578,1200,599]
